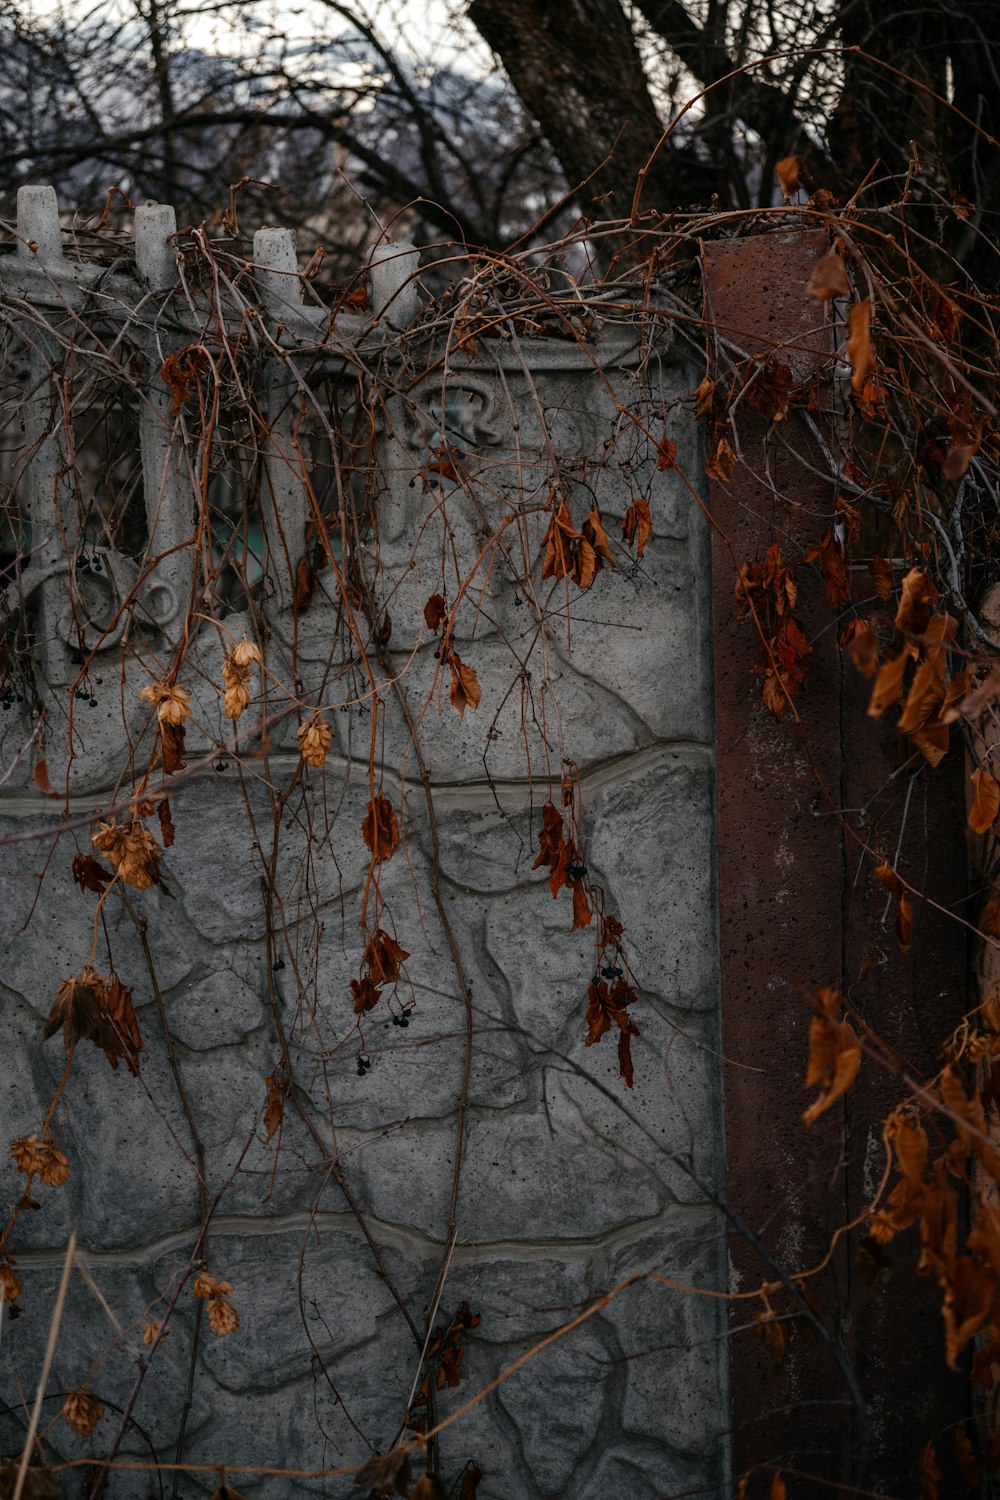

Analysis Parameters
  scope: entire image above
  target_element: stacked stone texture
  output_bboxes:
[0,192,728,1497]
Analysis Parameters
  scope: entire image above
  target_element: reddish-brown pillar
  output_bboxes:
[703,233,969,1495]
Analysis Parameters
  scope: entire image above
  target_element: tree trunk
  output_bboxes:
[468,0,710,232]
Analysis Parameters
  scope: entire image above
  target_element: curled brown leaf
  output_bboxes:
[362,794,400,860]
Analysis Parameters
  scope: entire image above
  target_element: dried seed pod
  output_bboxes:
[207,1296,239,1336]
[61,1389,104,1437]
[297,713,332,768]
[140,681,192,726]
[230,641,262,668]
[194,1271,234,1300]
[10,1135,70,1187]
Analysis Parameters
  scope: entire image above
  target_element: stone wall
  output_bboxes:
[0,190,728,1497]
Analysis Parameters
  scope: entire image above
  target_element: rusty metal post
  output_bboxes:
[704,231,968,1494]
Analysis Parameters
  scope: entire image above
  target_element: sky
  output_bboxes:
[23,0,492,72]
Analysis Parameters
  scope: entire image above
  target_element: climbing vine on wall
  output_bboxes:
[1,76,1000,1497]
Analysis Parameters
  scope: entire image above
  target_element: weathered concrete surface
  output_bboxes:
[0,217,728,1499]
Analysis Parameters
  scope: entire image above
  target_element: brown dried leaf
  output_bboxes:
[350,975,381,1015]
[621,497,653,559]
[582,508,615,570]
[448,654,482,718]
[803,987,861,1124]
[157,798,176,847]
[943,441,979,481]
[873,863,914,950]
[656,437,677,470]
[408,1478,447,1500]
[847,300,875,392]
[160,345,209,416]
[955,668,1000,721]
[920,1441,942,1500]
[746,360,793,422]
[770,1474,787,1500]
[263,1066,283,1141]
[868,652,908,716]
[71,853,113,894]
[956,1428,982,1489]
[0,1461,63,1499]
[573,536,597,591]
[943,1256,997,1369]
[102,976,143,1076]
[33,759,54,795]
[692,376,715,419]
[808,248,850,300]
[805,528,850,609]
[364,928,410,986]
[870,554,893,601]
[705,436,736,483]
[210,1484,249,1500]
[898,659,944,734]
[457,1464,482,1500]
[775,154,804,197]
[911,718,950,768]
[895,568,938,641]
[532,801,569,899]
[753,1309,787,1371]
[983,892,1000,938]
[941,670,973,724]
[540,500,579,581]
[585,977,640,1088]
[161,720,186,774]
[362,794,400,861]
[840,619,879,678]
[423,593,447,632]
[970,768,1000,835]
[44,969,122,1057]
[293,555,318,615]
[933,294,962,340]
[355,1447,413,1496]
[893,1116,929,1185]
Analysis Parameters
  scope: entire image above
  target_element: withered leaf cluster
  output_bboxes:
[0,1461,62,1499]
[92,817,169,894]
[532,800,591,931]
[194,1270,240,1337]
[540,499,617,587]
[351,927,410,1018]
[735,543,810,719]
[10,1134,70,1187]
[43,969,143,1074]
